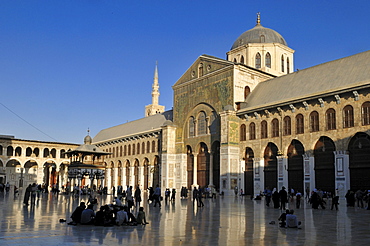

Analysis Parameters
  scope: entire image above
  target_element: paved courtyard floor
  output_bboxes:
[0,190,370,245]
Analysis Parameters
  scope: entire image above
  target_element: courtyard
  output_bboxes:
[0,190,369,245]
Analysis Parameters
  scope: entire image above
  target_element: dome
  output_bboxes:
[84,134,92,145]
[231,15,287,50]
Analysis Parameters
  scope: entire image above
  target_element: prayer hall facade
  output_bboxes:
[92,15,370,196]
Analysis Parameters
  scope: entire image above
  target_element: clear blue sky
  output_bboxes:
[0,1,369,144]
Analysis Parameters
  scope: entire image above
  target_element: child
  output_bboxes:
[136,207,149,225]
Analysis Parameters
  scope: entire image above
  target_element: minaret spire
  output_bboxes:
[145,61,165,117]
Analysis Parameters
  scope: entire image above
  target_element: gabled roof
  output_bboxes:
[172,54,234,88]
[239,50,370,112]
[92,110,173,144]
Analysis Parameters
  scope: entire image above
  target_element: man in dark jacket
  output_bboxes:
[279,187,288,210]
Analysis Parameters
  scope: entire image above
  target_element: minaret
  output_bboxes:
[145,62,165,117]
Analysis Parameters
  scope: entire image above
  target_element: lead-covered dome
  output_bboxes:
[231,15,287,50]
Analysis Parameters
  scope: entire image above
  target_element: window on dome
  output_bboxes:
[287,57,290,73]
[256,53,261,69]
[260,35,265,42]
[281,55,284,72]
[240,55,244,64]
[265,53,271,68]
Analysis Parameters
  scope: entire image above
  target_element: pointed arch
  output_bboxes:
[314,136,335,193]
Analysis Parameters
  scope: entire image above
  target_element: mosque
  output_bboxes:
[2,14,370,197]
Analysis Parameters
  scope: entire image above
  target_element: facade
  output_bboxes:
[0,135,78,188]
[94,14,370,196]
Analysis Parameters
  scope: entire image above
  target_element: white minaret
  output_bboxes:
[145,62,165,117]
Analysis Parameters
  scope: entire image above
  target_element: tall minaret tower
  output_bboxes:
[145,62,165,117]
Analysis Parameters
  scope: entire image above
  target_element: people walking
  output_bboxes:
[153,185,161,208]
[193,187,199,206]
[134,186,142,208]
[279,187,288,210]
[197,188,204,207]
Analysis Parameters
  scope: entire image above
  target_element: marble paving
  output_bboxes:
[0,190,370,246]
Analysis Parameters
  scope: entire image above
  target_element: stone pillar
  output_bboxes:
[303,151,315,197]
[209,151,214,187]
[193,153,198,188]
[253,158,263,196]
[277,156,288,191]
[106,168,112,190]
[334,150,349,197]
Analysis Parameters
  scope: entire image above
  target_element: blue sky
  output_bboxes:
[0,1,369,144]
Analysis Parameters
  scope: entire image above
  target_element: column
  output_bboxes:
[192,153,198,188]
[209,151,214,187]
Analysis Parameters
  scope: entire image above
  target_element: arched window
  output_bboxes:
[7,146,13,156]
[152,140,156,153]
[51,148,56,158]
[240,124,246,141]
[124,145,127,156]
[265,52,271,68]
[287,57,290,73]
[15,147,22,156]
[233,58,237,63]
[343,105,354,128]
[283,116,291,136]
[249,122,256,140]
[189,116,195,137]
[146,141,150,153]
[296,114,304,134]
[60,149,66,158]
[272,118,279,137]
[197,111,207,135]
[240,55,244,64]
[142,143,145,154]
[362,102,370,125]
[198,63,203,77]
[244,86,250,99]
[260,35,265,42]
[132,144,135,155]
[255,53,261,69]
[43,148,49,158]
[326,108,336,130]
[281,55,285,72]
[137,143,140,155]
[120,146,123,157]
[26,147,32,157]
[310,111,319,132]
[261,120,268,139]
[128,145,131,155]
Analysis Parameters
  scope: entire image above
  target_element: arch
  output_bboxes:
[33,148,40,157]
[296,114,304,134]
[128,145,131,155]
[146,141,150,153]
[240,55,244,64]
[264,143,278,190]
[271,118,279,137]
[152,140,156,153]
[343,105,354,128]
[15,146,22,157]
[132,144,135,156]
[43,148,50,158]
[255,53,261,69]
[348,132,370,191]
[283,116,291,136]
[244,147,254,195]
[43,161,57,188]
[240,124,246,141]
[249,122,256,140]
[261,120,268,139]
[188,116,195,137]
[124,145,127,156]
[326,108,336,130]
[287,140,305,195]
[310,111,319,132]
[265,52,271,68]
[137,143,140,155]
[187,145,194,189]
[141,143,145,154]
[197,143,209,188]
[314,136,336,193]
[198,63,203,77]
[7,146,13,156]
[244,86,250,99]
[26,147,32,157]
[197,111,207,135]
[361,101,370,125]
[60,149,66,158]
[120,146,123,157]
[233,58,237,63]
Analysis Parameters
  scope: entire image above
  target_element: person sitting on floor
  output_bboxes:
[136,207,149,225]
[286,209,301,228]
[69,202,86,225]
[116,206,128,225]
[80,204,95,225]
[278,209,290,228]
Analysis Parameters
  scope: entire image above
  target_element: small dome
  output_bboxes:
[231,15,287,50]
[84,134,92,145]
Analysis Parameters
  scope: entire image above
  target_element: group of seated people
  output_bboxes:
[278,209,301,228]
[68,202,149,226]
